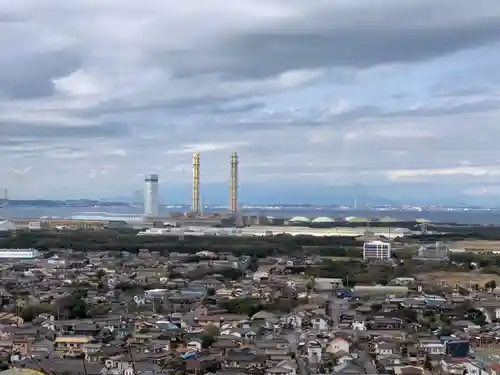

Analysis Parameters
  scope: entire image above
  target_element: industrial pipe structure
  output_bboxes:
[230,152,238,213]
[192,152,200,214]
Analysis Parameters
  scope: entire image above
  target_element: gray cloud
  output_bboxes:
[81,95,265,117]
[0,121,126,139]
[0,0,500,200]
[433,87,494,98]
[0,12,25,23]
[236,96,500,131]
[376,99,500,119]
[0,139,31,147]
[0,48,81,99]
[169,1,500,80]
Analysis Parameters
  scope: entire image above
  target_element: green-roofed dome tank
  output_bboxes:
[289,216,311,223]
[311,216,335,228]
[345,216,369,223]
[311,216,334,223]
[416,218,431,223]
[288,216,311,226]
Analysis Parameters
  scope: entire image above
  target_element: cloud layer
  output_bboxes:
[1,0,500,203]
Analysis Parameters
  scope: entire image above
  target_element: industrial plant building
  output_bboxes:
[138,227,242,237]
[0,218,15,231]
[288,216,336,227]
[136,225,411,238]
[71,212,146,222]
[415,241,449,261]
[6,152,241,232]
[0,151,421,242]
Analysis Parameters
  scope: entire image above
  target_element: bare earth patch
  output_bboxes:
[452,240,500,251]
[416,271,500,286]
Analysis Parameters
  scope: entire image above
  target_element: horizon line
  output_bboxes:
[0,197,494,209]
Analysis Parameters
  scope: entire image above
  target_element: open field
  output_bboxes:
[416,271,500,286]
[451,240,500,251]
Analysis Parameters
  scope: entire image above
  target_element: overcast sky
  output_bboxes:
[1,0,500,204]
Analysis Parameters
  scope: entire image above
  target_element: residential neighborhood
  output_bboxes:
[0,247,499,375]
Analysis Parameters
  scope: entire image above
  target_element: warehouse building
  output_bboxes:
[0,248,41,259]
[0,217,15,231]
[415,241,449,261]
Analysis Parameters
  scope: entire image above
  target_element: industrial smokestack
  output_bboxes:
[192,153,200,214]
[230,152,238,213]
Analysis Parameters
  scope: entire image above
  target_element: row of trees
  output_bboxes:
[2,225,499,256]
[0,229,366,258]
[4,289,111,322]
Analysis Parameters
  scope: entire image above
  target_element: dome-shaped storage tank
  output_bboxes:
[287,216,311,226]
[311,216,335,228]
[345,216,369,223]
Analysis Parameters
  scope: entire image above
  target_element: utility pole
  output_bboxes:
[127,344,138,375]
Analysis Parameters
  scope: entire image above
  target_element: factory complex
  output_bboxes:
[137,225,413,238]
[0,151,417,239]
[2,212,415,239]
[1,211,417,239]
[0,217,15,231]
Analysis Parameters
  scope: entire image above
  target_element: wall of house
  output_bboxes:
[327,339,350,354]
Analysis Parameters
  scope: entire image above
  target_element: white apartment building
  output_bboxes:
[363,240,392,261]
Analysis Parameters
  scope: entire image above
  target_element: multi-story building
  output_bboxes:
[363,240,392,261]
[54,336,92,357]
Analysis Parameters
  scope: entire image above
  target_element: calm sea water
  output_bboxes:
[1,205,500,225]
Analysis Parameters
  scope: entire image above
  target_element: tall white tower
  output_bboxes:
[144,174,159,216]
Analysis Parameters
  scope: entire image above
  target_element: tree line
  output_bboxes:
[0,229,366,258]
